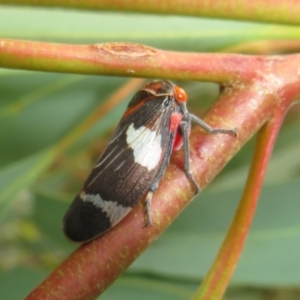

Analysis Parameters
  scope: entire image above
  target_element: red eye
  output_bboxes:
[174,86,188,103]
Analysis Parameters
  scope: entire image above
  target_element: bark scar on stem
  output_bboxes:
[93,42,157,58]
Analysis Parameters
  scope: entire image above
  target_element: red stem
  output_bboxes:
[0,38,263,83]
[193,105,287,299]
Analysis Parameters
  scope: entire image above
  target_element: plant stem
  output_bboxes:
[0,38,266,83]
[193,104,287,300]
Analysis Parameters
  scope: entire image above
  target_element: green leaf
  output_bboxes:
[1,7,300,51]
[101,276,194,300]
[130,177,300,286]
[0,267,48,300]
[0,73,128,165]
[32,192,77,252]
[0,149,56,221]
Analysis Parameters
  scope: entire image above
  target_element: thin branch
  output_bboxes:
[1,0,300,25]
[0,38,274,83]
[193,105,287,300]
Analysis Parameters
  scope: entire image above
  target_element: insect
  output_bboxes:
[63,80,237,243]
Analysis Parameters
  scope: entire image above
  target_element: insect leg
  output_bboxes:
[190,113,237,137]
[180,118,201,194]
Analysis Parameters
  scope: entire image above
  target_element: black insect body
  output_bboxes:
[63,80,236,242]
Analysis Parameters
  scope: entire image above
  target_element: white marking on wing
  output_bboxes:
[126,123,162,171]
[114,159,126,171]
[88,146,124,187]
[94,144,118,169]
[108,125,127,145]
[80,192,132,226]
[93,125,127,170]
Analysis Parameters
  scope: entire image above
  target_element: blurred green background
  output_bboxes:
[0,6,300,300]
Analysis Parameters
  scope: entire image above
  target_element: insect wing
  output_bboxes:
[63,93,174,242]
